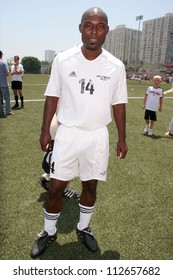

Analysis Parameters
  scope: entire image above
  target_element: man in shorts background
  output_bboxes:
[11,56,24,109]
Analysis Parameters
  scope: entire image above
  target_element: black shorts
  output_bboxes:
[144,109,157,121]
[11,81,22,90]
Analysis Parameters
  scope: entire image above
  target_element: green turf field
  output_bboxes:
[0,75,173,260]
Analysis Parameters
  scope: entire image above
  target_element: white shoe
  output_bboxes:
[148,129,153,136]
[165,131,173,137]
[144,125,149,132]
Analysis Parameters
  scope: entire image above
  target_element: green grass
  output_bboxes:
[0,76,173,260]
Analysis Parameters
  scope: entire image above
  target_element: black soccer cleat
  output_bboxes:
[39,177,50,191]
[76,226,98,252]
[63,188,80,199]
[30,230,57,258]
[11,104,19,109]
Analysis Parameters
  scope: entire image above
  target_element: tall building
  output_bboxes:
[103,13,173,67]
[103,25,141,65]
[45,50,56,63]
[165,32,173,68]
[140,13,173,65]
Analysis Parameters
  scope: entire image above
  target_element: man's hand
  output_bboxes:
[39,130,52,152]
[116,140,128,159]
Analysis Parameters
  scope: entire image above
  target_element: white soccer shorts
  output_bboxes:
[50,125,109,181]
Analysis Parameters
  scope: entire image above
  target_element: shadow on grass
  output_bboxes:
[37,241,120,260]
[35,192,120,260]
[37,191,79,234]
[142,133,173,140]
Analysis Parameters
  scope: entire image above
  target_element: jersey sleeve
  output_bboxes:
[111,63,128,105]
[44,56,61,97]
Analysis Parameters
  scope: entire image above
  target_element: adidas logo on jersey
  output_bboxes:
[69,71,77,77]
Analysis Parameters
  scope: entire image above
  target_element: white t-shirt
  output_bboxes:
[45,45,128,130]
[11,63,24,82]
[145,86,163,112]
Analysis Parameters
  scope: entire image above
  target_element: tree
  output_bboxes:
[21,56,41,74]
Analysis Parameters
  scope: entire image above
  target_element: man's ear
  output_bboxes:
[79,23,83,33]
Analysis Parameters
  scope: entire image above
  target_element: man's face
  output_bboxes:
[153,78,161,87]
[79,13,109,51]
[14,57,19,64]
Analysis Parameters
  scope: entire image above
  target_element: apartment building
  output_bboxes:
[103,25,141,64]
[140,13,173,65]
[103,13,173,67]
[45,50,56,63]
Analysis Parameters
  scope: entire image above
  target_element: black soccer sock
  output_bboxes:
[20,95,24,106]
[15,95,19,105]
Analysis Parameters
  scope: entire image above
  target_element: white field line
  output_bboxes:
[11,99,45,102]
[22,84,47,86]
[10,96,173,103]
[128,96,173,99]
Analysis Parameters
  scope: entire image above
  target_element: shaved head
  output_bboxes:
[81,7,108,25]
[79,6,109,58]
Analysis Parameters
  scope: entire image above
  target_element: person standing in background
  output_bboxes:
[165,117,173,137]
[0,50,14,117]
[143,75,163,136]
[11,56,24,109]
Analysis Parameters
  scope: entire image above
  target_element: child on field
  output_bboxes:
[143,75,163,136]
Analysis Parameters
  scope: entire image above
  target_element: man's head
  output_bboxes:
[79,7,109,52]
[0,50,3,58]
[153,75,162,87]
[14,55,20,65]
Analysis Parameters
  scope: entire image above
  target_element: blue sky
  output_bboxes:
[1,0,173,61]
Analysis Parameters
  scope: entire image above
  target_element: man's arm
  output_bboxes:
[143,94,147,109]
[40,96,59,152]
[159,98,163,112]
[112,103,127,159]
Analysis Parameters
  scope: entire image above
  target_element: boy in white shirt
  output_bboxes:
[143,75,163,136]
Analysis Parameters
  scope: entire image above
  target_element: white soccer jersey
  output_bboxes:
[145,86,163,112]
[11,63,24,82]
[45,45,128,130]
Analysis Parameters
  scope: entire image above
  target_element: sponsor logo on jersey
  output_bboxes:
[97,75,111,81]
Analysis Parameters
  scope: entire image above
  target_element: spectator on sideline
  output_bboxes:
[11,56,24,109]
[165,117,173,137]
[0,50,14,117]
[164,87,173,137]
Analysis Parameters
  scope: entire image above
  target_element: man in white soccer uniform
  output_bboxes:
[31,7,128,257]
